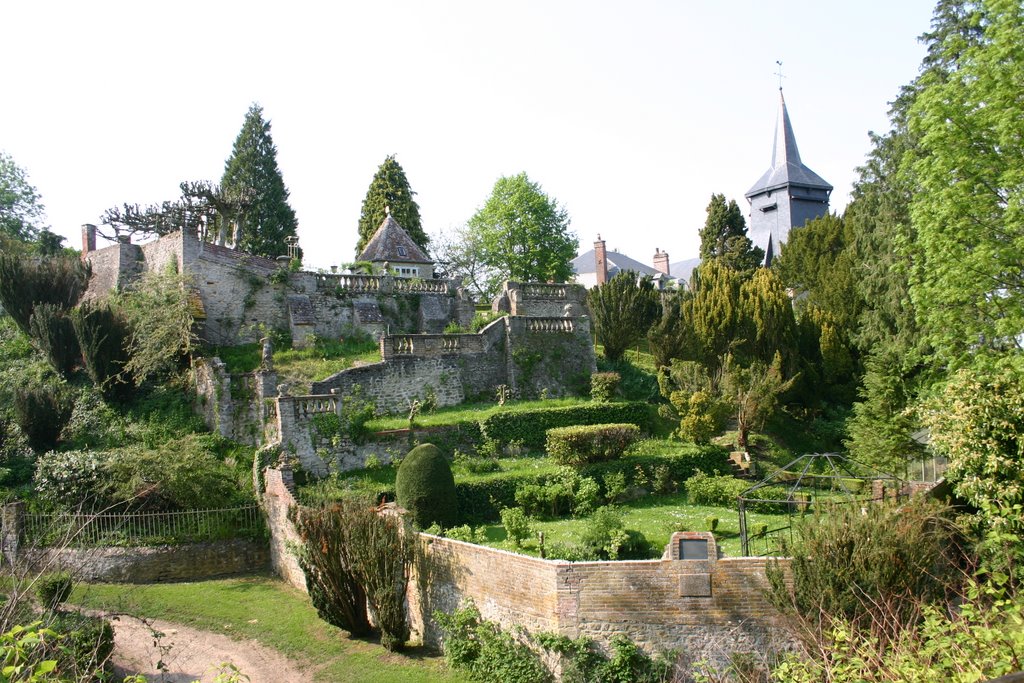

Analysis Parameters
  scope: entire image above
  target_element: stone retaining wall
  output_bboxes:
[30,539,268,583]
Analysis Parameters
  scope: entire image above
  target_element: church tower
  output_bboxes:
[745,90,832,265]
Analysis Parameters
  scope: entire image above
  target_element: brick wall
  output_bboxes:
[264,468,308,592]
[262,467,793,662]
[30,539,268,583]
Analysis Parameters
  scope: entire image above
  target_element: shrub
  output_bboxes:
[395,443,457,529]
[71,302,133,401]
[767,499,964,653]
[434,600,552,683]
[514,468,596,519]
[46,612,115,680]
[0,254,90,336]
[685,471,787,514]
[580,506,650,560]
[536,632,675,683]
[342,503,414,651]
[590,372,620,403]
[13,384,73,454]
[292,502,371,637]
[705,516,719,532]
[481,402,652,450]
[36,572,73,610]
[603,471,627,503]
[28,304,80,380]
[34,435,252,513]
[546,423,640,467]
[500,507,532,547]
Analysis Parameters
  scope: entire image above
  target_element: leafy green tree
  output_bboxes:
[925,358,1024,537]
[588,271,660,362]
[698,193,764,276]
[0,151,46,242]
[906,0,1024,368]
[432,223,500,301]
[723,352,796,450]
[467,173,577,285]
[221,103,299,259]
[356,155,427,255]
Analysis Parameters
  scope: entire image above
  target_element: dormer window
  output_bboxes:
[396,246,408,257]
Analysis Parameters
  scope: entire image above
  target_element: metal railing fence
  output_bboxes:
[21,505,265,548]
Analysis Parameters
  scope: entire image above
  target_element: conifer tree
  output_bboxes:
[221,104,298,259]
[698,193,764,276]
[588,271,661,362]
[356,156,427,256]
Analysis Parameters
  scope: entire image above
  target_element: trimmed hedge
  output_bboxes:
[547,424,640,467]
[481,402,653,450]
[395,443,458,529]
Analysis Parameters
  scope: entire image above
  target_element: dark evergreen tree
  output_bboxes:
[588,271,661,362]
[698,193,764,276]
[221,104,298,259]
[356,155,427,255]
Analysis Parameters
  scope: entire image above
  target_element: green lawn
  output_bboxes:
[475,492,793,558]
[73,574,460,683]
[208,336,381,388]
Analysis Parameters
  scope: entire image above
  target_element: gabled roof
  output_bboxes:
[571,249,659,278]
[745,91,833,198]
[357,215,432,264]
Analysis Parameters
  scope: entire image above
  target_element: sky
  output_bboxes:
[4,0,938,271]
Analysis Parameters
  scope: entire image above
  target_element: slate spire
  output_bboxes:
[745,89,832,263]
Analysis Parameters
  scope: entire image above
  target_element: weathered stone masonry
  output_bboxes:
[84,230,473,346]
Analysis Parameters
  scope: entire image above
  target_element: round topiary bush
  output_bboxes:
[395,443,457,529]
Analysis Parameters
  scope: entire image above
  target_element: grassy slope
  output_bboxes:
[210,336,381,389]
[74,575,459,683]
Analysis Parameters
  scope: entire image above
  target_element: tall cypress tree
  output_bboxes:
[221,103,298,259]
[356,155,427,256]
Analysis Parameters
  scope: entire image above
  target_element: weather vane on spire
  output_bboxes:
[774,60,785,91]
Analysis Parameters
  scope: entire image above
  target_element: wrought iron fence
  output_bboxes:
[22,505,266,548]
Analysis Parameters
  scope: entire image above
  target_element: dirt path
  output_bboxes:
[104,613,305,683]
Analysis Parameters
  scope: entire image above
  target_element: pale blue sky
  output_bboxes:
[4,0,937,269]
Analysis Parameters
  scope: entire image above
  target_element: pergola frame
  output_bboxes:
[738,452,904,556]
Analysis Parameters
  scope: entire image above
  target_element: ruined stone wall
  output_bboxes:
[507,316,596,399]
[85,231,466,347]
[193,357,277,447]
[83,241,143,299]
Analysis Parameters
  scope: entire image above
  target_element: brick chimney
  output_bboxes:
[594,235,608,286]
[81,224,96,256]
[653,248,670,276]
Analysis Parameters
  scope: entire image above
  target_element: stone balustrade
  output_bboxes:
[524,317,575,333]
[315,273,382,293]
[521,283,569,298]
[381,333,485,359]
[283,395,338,419]
[393,278,451,294]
